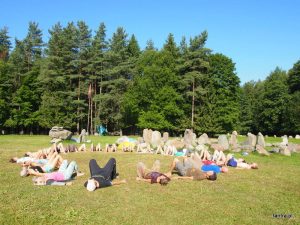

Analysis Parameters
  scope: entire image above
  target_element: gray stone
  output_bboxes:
[195,144,208,152]
[256,145,270,156]
[143,129,152,144]
[218,135,229,150]
[289,135,293,139]
[49,126,72,140]
[280,135,288,146]
[79,129,87,143]
[287,144,300,153]
[162,132,169,143]
[183,129,197,147]
[151,131,162,148]
[197,133,211,145]
[229,131,238,149]
[247,133,257,147]
[240,144,255,152]
[257,132,265,147]
[166,139,185,149]
[295,134,300,139]
[279,146,291,156]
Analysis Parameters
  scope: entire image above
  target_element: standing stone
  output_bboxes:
[197,133,211,145]
[229,131,238,149]
[280,135,288,146]
[79,129,87,143]
[166,139,185,149]
[257,132,265,147]
[151,131,162,148]
[247,133,257,147]
[162,132,169,143]
[184,129,196,147]
[143,129,152,144]
[256,145,270,156]
[218,135,229,150]
[289,135,293,139]
[295,134,300,139]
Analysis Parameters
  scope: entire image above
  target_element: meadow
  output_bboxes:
[0,135,299,225]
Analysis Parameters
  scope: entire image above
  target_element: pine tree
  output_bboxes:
[0,27,11,60]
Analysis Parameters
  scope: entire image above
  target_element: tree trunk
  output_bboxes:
[192,80,195,128]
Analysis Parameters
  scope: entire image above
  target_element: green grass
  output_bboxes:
[0,135,299,225]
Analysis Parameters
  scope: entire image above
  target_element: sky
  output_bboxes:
[1,0,300,84]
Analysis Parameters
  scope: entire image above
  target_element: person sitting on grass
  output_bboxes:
[169,158,217,181]
[226,154,258,169]
[29,160,83,186]
[136,160,171,185]
[84,158,126,191]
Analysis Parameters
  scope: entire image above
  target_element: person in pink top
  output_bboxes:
[29,160,82,186]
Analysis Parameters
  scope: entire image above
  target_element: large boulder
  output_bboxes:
[218,135,229,150]
[49,126,72,140]
[257,132,265,147]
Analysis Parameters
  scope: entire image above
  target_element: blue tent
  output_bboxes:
[97,125,108,136]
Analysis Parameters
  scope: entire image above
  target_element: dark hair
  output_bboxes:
[159,177,170,186]
[251,164,258,169]
[9,158,17,163]
[207,172,217,181]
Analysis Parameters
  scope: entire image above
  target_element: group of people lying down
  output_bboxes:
[10,144,258,191]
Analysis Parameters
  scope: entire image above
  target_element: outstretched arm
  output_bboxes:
[172,176,193,180]
[136,177,151,183]
[112,179,127,186]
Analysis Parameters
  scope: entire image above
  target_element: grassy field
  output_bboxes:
[0,135,299,225]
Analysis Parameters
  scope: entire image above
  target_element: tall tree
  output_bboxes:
[207,53,240,133]
[179,31,210,131]
[0,27,11,60]
[256,68,290,134]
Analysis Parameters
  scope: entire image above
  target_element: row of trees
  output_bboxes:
[0,22,299,135]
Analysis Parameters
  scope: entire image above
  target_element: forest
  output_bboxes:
[0,21,299,136]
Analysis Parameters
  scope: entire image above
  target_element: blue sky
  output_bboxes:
[1,0,300,84]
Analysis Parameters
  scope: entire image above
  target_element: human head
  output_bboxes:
[32,176,46,185]
[207,171,217,181]
[9,157,18,163]
[250,163,258,169]
[86,179,97,191]
[221,167,228,173]
[158,175,170,186]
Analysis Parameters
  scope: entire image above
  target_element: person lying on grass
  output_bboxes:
[84,158,126,191]
[9,144,58,164]
[21,151,64,173]
[28,160,83,186]
[136,160,171,185]
[198,146,227,166]
[225,154,258,169]
[190,152,228,174]
[170,158,217,181]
